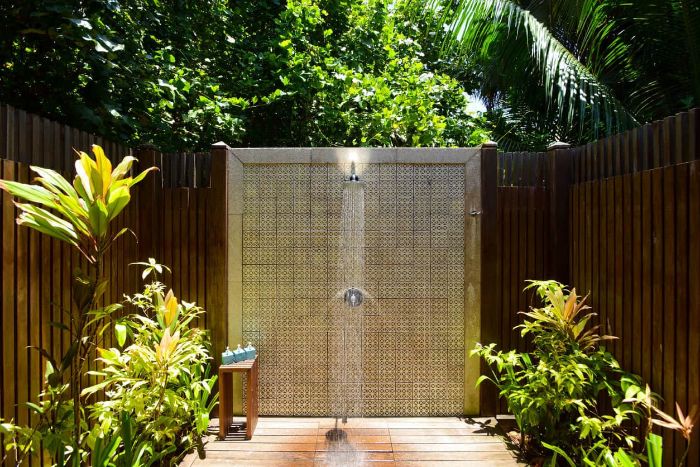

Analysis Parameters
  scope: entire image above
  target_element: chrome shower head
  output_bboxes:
[347,161,360,182]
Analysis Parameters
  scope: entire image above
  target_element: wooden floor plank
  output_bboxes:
[206,443,318,452]
[316,442,393,452]
[196,417,519,466]
[392,443,508,452]
[390,435,504,444]
[256,428,321,436]
[393,451,516,461]
[198,451,316,460]
[387,428,492,436]
[316,435,391,444]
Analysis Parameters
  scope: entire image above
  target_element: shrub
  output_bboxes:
[84,261,217,466]
[0,145,154,465]
[472,280,648,464]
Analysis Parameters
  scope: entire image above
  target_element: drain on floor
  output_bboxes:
[325,428,348,442]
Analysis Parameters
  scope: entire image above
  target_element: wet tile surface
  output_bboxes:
[183,417,520,466]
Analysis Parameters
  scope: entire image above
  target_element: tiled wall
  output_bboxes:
[241,163,466,416]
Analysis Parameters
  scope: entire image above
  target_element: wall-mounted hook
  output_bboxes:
[469,209,482,217]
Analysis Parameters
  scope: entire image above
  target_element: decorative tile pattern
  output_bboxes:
[241,163,465,416]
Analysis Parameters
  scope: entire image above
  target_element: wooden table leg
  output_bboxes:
[219,371,232,440]
[245,359,258,439]
[251,359,258,437]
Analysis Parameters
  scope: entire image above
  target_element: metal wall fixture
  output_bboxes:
[344,287,364,307]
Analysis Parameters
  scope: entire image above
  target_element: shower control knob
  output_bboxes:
[344,288,364,307]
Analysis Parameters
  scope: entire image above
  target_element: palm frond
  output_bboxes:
[422,0,639,137]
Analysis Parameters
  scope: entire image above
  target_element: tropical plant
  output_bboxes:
[474,279,698,466]
[472,280,648,464]
[0,145,155,465]
[85,261,217,466]
[650,403,698,467]
[415,0,700,145]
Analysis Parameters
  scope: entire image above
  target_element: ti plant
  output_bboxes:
[473,279,698,467]
[0,145,155,465]
[520,280,617,352]
[472,281,646,463]
[85,260,217,465]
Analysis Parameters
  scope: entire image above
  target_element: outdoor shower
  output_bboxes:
[325,159,367,464]
[342,160,365,308]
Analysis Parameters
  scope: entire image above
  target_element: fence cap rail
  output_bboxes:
[547,141,571,150]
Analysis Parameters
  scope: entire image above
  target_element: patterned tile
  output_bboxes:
[240,163,467,416]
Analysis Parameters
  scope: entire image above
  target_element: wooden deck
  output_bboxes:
[182,417,520,466]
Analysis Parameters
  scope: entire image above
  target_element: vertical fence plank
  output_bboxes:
[509,188,519,350]
[631,172,642,372]
[591,179,600,327]
[688,161,700,467]
[2,161,16,447]
[641,171,653,387]
[28,210,41,467]
[501,188,512,353]
[613,177,623,358]
[598,179,607,337]
[622,174,633,370]
[662,165,676,465]
[674,163,689,465]
[16,163,29,430]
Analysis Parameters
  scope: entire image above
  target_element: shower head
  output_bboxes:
[347,161,360,182]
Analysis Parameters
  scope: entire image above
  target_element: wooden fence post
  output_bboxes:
[546,142,572,284]
[208,142,229,366]
[135,145,159,262]
[480,140,499,416]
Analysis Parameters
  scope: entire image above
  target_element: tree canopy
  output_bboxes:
[2,0,698,151]
[420,0,700,149]
[0,0,489,151]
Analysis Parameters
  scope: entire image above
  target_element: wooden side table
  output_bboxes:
[218,357,258,440]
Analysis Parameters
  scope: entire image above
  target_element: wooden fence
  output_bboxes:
[3,101,699,465]
[489,110,700,466]
[0,105,227,466]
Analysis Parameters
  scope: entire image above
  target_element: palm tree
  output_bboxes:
[414,0,700,146]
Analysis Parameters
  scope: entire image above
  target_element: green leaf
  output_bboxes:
[115,323,127,347]
[474,374,491,388]
[0,180,55,206]
[31,166,79,198]
[646,433,663,467]
[130,167,158,186]
[106,185,131,221]
[111,156,137,180]
[541,442,576,467]
[612,449,635,467]
[88,198,109,237]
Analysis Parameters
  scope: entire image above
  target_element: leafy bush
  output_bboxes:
[0,145,154,465]
[0,147,215,465]
[85,262,217,466]
[472,280,649,464]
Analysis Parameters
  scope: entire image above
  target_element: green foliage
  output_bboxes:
[272,0,490,146]
[0,145,154,262]
[85,272,217,466]
[0,0,490,150]
[472,280,649,464]
[0,146,154,465]
[414,0,700,146]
